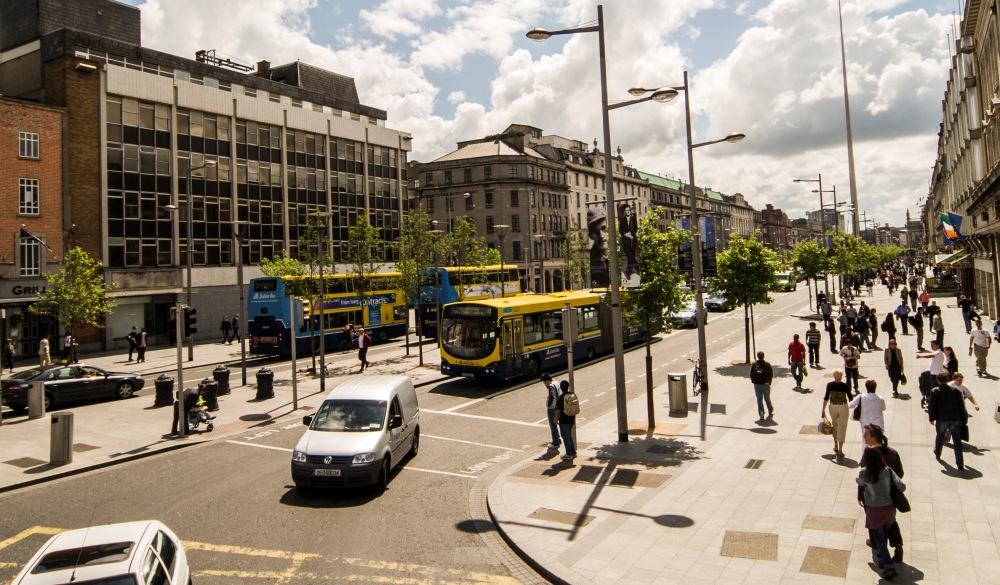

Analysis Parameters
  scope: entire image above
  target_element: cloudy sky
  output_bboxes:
[125,0,957,229]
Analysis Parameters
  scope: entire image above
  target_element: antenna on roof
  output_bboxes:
[195,49,254,73]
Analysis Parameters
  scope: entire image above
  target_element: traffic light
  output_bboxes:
[183,307,197,336]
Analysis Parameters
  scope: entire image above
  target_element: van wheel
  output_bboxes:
[409,427,420,458]
[375,457,391,492]
[528,356,541,378]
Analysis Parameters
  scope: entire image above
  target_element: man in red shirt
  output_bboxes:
[788,333,807,390]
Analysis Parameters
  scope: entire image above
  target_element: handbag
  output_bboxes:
[853,404,862,421]
[900,373,907,385]
[819,418,833,435]
[890,484,910,513]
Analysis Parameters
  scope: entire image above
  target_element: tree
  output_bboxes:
[560,228,590,291]
[346,214,386,310]
[441,217,500,298]
[258,250,306,278]
[290,219,335,372]
[715,232,781,362]
[30,247,117,338]
[395,210,440,364]
[829,232,868,297]
[791,240,830,311]
[621,208,689,427]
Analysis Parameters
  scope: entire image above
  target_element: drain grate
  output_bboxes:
[709,403,727,415]
[799,424,821,435]
[720,530,778,561]
[744,459,765,470]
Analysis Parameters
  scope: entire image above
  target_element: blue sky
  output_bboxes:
[126,0,958,227]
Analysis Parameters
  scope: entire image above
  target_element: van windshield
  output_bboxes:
[311,400,387,432]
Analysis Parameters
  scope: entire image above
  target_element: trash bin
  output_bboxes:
[153,375,174,407]
[28,382,45,420]
[667,373,688,417]
[256,367,274,400]
[50,412,73,465]
[213,365,231,396]
[202,377,220,412]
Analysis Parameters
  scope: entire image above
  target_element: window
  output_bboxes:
[19,178,40,215]
[19,132,40,159]
[512,240,523,261]
[484,166,492,179]
[20,238,40,276]
[444,170,453,184]
[465,195,474,210]
[511,215,521,233]
[486,216,494,234]
[510,190,519,207]
[464,168,472,182]
[508,165,517,177]
[424,172,434,186]
[485,191,494,208]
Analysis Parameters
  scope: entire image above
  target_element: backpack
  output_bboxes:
[562,392,580,416]
[750,361,767,384]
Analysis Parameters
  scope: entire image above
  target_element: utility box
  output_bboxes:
[28,382,45,420]
[667,374,688,417]
[50,412,74,465]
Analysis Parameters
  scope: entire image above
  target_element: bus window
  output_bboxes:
[523,314,541,345]
[253,278,278,292]
[581,306,599,332]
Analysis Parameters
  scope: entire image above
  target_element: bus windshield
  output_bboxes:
[441,315,497,360]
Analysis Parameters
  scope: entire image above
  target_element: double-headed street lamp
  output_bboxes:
[494,224,511,298]
[629,73,745,441]
[308,210,332,395]
[793,175,830,297]
[232,221,249,386]
[533,233,546,293]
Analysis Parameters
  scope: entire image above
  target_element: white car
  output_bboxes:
[12,520,191,585]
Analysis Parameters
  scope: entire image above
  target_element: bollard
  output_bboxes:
[153,375,174,407]
[667,373,689,417]
[213,365,231,396]
[28,382,45,420]
[50,412,74,465]
[256,367,274,399]
[202,377,220,411]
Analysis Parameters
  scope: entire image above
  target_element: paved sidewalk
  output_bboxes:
[0,335,444,493]
[489,282,1000,584]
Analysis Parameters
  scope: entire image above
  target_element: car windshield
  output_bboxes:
[33,542,135,573]
[7,367,47,381]
[311,400,387,432]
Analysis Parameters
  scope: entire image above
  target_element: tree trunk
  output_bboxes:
[743,303,751,363]
[645,337,655,429]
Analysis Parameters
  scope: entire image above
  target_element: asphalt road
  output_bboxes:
[0,289,809,584]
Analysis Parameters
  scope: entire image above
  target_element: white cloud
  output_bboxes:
[447,90,466,104]
[359,0,441,39]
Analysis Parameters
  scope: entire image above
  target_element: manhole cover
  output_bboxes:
[73,443,100,452]
[802,516,856,534]
[720,531,778,561]
[709,403,727,415]
[744,459,765,470]
[572,465,604,484]
[528,508,595,527]
[3,457,46,469]
[800,546,850,577]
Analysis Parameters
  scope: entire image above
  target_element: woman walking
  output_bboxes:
[861,424,905,562]
[943,346,959,379]
[884,339,904,396]
[821,370,852,458]
[857,446,905,580]
[2,338,14,373]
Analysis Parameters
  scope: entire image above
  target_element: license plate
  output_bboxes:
[462,373,475,378]
[314,469,341,477]
[260,336,278,344]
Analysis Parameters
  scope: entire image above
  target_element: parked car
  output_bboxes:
[666,301,698,328]
[775,272,797,291]
[11,520,190,585]
[1,364,145,413]
[704,294,735,312]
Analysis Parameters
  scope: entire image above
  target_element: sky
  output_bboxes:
[124,0,960,229]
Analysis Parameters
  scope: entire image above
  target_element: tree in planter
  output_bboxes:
[30,247,117,360]
[621,208,689,427]
[346,214,387,325]
[441,217,500,298]
[791,239,830,312]
[715,232,781,363]
[288,220,334,371]
[395,210,441,364]
[829,232,868,298]
[560,228,590,291]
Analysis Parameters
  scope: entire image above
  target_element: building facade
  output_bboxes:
[761,204,795,250]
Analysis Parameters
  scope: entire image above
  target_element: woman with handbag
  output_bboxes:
[943,346,959,379]
[857,446,905,580]
[821,370,852,458]
[849,379,886,445]
[884,339,905,397]
[860,424,906,563]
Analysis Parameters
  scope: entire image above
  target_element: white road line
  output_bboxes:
[402,467,478,479]
[423,409,547,428]
[595,392,606,397]
[423,434,522,452]
[443,398,485,413]
[226,440,292,452]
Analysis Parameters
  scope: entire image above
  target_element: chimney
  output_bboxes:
[256,60,271,79]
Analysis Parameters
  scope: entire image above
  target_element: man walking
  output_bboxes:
[868,308,880,350]
[805,322,822,367]
[220,315,232,344]
[38,335,50,367]
[540,373,562,450]
[126,325,139,361]
[555,380,577,461]
[895,301,910,335]
[928,372,968,470]
[918,339,946,409]
[912,309,926,351]
[357,327,372,372]
[969,319,992,376]
[841,340,861,395]
[958,294,974,334]
[931,311,945,347]
[788,334,806,390]
[826,317,838,354]
[749,351,775,421]
[230,314,242,344]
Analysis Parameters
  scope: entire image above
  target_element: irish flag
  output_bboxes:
[941,212,964,243]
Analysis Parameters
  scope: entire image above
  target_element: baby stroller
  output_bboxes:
[188,400,215,432]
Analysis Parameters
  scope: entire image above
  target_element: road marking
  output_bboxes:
[423,434,522,452]
[532,417,547,424]
[443,398,485,412]
[0,526,61,551]
[402,466,478,479]
[422,409,546,428]
[595,392,606,397]
[227,440,293,452]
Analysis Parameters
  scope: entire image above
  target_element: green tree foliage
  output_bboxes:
[30,247,117,334]
[829,232,869,278]
[441,217,500,298]
[791,239,830,308]
[560,228,590,291]
[346,215,386,307]
[395,210,439,309]
[622,208,689,335]
[258,251,306,278]
[715,232,780,362]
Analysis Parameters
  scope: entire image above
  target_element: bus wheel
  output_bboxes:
[377,329,388,342]
[586,347,596,361]
[528,356,542,377]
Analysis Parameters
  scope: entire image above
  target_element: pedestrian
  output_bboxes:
[820,297,832,325]
[167,310,177,346]
[868,308,880,350]
[881,311,897,342]
[931,311,945,347]
[821,369,852,458]
[925,300,939,331]
[949,372,980,412]
[749,351,775,421]
[860,424,905,563]
[912,309,925,351]
[908,287,918,312]
[825,317,838,354]
[928,372,969,470]
[220,315,232,344]
[969,318,991,376]
[884,339,904,397]
[849,380,886,445]
[2,338,14,373]
[62,333,73,362]
[894,301,910,335]
[917,339,946,409]
[805,322,822,367]
[846,303,858,328]
[942,345,960,379]
[229,314,241,344]
[126,325,139,361]
[817,290,827,313]
[856,446,904,581]
[958,294,974,334]
[540,373,561,450]
[171,381,207,436]
[357,327,372,372]
[38,335,50,367]
[867,279,874,296]
[788,334,806,390]
[555,380,577,461]
[137,327,148,363]
[841,340,861,395]
[918,289,930,312]
[854,310,871,351]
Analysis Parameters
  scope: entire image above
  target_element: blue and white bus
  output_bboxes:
[418,265,521,338]
[248,274,408,356]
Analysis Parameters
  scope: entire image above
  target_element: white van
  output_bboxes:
[291,375,419,490]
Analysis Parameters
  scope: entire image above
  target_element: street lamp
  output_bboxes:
[534,233,546,293]
[429,228,445,346]
[494,224,511,298]
[629,72,745,441]
[165,159,217,362]
[793,175,830,297]
[529,7,678,442]
[232,221,249,386]
[308,210,332,395]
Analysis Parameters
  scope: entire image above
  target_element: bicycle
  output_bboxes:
[687,358,703,396]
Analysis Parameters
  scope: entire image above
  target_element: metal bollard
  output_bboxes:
[153,375,174,407]
[28,382,45,420]
[50,412,74,465]
[213,365,231,396]
[667,373,688,417]
[256,368,274,400]
[202,377,220,411]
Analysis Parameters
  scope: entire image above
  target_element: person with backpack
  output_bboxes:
[750,351,775,421]
[540,373,561,450]
[555,380,578,461]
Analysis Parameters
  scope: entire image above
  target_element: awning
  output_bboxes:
[939,252,972,267]
[934,251,963,265]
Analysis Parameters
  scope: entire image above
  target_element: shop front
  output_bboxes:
[0,279,59,364]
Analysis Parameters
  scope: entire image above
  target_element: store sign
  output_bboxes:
[5,280,47,297]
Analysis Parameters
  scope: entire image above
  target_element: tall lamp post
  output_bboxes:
[232,221,249,386]
[429,228,445,345]
[793,174,830,297]
[629,72,745,441]
[837,0,861,237]
[494,224,511,298]
[534,233,545,293]
[308,210,332,395]
[165,159,217,362]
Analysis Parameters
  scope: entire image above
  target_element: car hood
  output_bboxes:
[294,429,384,456]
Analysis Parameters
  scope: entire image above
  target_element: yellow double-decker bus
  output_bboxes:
[438,291,644,380]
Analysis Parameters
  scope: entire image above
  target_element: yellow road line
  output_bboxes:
[182,540,321,562]
[0,526,61,551]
